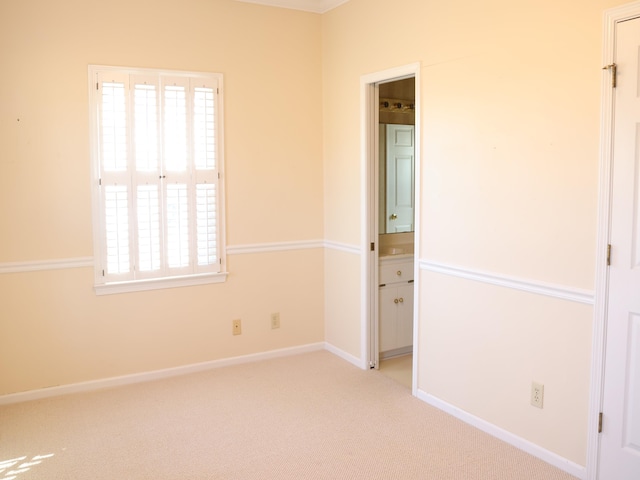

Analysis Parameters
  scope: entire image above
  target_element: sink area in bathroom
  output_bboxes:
[382,247,405,255]
[378,234,414,359]
[379,244,414,257]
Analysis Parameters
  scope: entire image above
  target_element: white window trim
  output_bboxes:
[88,65,227,295]
[94,272,228,296]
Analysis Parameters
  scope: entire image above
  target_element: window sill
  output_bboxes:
[94,272,228,296]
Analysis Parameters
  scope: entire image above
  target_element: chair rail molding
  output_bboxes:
[226,239,325,255]
[421,260,595,305]
[0,240,361,274]
[0,257,94,274]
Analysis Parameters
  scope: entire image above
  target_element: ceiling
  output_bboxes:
[234,0,349,14]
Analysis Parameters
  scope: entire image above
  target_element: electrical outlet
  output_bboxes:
[531,382,544,409]
[271,312,280,329]
[232,319,242,336]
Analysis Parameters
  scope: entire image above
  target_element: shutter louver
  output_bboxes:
[166,184,189,268]
[164,85,187,172]
[134,84,158,172]
[105,185,130,274]
[196,184,217,266]
[137,185,161,272]
[101,82,127,172]
[194,87,215,170]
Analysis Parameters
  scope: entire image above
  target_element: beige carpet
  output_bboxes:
[0,351,578,479]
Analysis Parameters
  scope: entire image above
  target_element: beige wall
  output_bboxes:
[0,0,324,394]
[324,249,361,360]
[321,0,628,467]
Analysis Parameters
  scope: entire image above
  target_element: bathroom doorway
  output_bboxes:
[378,78,415,389]
[361,63,420,394]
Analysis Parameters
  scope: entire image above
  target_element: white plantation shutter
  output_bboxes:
[92,66,224,289]
[194,86,216,170]
[136,184,161,272]
[166,183,190,269]
[133,82,159,172]
[104,185,131,275]
[163,83,188,173]
[196,183,217,266]
[132,76,162,278]
[99,73,132,279]
[101,82,128,172]
[162,78,191,275]
[192,82,219,272]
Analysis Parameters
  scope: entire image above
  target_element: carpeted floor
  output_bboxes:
[0,350,578,479]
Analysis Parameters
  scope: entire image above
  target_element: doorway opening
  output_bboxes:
[361,63,420,394]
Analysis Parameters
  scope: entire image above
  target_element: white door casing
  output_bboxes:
[597,11,640,480]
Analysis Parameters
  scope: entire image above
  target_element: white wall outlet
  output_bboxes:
[271,312,280,329]
[232,319,242,335]
[531,382,544,409]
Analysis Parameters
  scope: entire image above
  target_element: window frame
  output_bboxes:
[88,65,227,295]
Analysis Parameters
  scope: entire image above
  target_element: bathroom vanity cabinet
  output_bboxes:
[379,255,414,357]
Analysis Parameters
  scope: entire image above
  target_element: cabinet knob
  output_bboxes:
[394,298,399,304]
[396,270,402,276]
[399,297,404,303]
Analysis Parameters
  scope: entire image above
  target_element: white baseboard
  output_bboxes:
[416,389,587,480]
[0,343,325,406]
[324,342,366,369]
[380,346,412,360]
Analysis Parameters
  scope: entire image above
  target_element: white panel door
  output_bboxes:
[385,125,415,233]
[599,15,640,480]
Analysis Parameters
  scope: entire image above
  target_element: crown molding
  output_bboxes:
[234,0,349,14]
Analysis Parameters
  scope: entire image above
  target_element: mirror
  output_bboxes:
[378,78,415,234]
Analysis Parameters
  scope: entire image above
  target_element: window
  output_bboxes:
[89,66,226,294]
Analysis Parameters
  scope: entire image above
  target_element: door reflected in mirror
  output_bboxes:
[379,123,415,234]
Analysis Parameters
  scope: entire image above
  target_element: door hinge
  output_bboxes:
[603,63,617,88]
[370,242,375,252]
[598,412,603,433]
[102,269,105,277]
[607,244,611,266]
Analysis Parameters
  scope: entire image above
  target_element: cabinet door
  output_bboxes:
[396,284,414,349]
[379,286,397,352]
[379,260,414,285]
